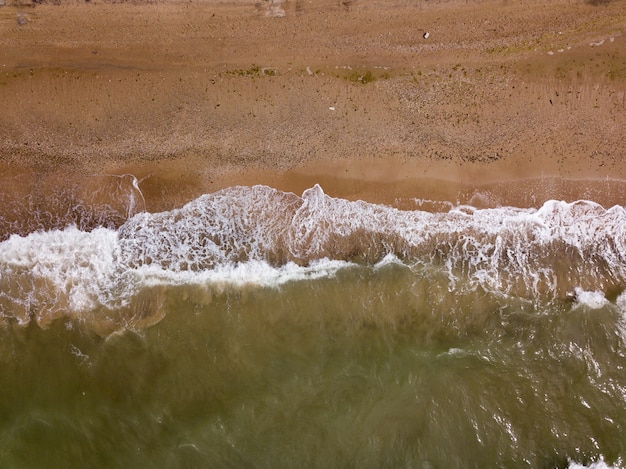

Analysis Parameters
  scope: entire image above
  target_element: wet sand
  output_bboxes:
[1,0,625,213]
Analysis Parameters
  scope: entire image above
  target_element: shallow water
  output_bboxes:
[1,183,626,467]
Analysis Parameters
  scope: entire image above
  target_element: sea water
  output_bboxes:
[1,182,625,467]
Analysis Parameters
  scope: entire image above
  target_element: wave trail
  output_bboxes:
[0,173,146,241]
[1,184,626,332]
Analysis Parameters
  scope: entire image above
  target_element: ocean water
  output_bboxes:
[1,180,626,468]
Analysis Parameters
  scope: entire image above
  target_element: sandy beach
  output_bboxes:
[1,0,625,214]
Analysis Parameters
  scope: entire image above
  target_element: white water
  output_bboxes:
[2,185,626,467]
[1,184,626,330]
[569,459,619,469]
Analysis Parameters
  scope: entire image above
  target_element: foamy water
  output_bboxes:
[1,184,626,467]
[1,184,626,331]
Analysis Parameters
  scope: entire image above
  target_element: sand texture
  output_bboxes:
[1,0,625,210]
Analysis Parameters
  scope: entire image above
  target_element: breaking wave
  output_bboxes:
[1,184,626,333]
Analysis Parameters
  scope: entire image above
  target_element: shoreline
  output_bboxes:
[3,157,626,216]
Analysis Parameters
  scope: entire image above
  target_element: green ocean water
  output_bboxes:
[2,183,626,467]
[1,263,625,468]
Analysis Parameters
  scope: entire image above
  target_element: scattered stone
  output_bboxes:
[17,14,28,26]
[266,0,285,18]
[423,32,430,39]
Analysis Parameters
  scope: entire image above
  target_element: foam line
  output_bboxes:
[1,184,626,329]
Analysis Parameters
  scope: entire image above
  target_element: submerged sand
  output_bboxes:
[0,0,625,212]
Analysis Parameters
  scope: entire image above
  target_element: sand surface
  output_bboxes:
[1,0,625,213]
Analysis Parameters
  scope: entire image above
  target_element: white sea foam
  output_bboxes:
[138,258,353,289]
[568,458,618,469]
[573,288,610,310]
[2,184,626,328]
[0,227,133,314]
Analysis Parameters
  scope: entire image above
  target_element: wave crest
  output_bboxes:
[2,184,626,332]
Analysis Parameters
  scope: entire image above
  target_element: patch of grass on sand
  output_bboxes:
[343,69,390,84]
[226,65,276,77]
[486,41,536,56]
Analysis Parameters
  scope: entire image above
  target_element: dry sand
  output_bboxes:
[1,0,625,213]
